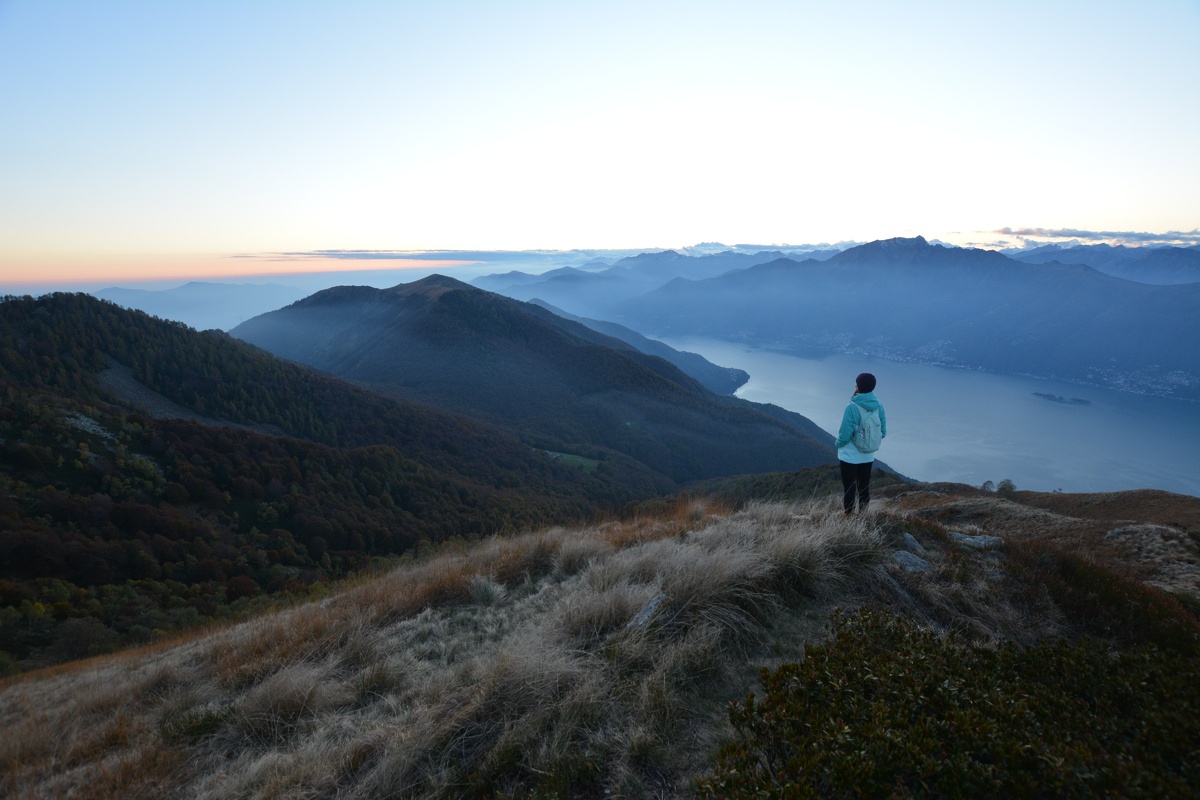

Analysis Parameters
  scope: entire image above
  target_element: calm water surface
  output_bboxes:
[662,337,1200,497]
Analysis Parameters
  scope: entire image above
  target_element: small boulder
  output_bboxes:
[893,551,932,573]
[949,532,1004,550]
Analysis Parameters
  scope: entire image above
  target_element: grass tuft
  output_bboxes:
[232,662,350,745]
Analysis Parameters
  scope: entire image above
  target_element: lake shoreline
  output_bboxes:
[661,337,1200,498]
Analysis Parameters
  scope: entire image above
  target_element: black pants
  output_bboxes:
[840,460,873,514]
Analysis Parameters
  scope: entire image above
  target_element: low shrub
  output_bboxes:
[699,608,1200,799]
[1007,540,1200,655]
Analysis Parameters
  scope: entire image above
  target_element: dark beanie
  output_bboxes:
[856,372,876,393]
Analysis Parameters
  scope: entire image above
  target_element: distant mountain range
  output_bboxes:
[231,276,839,484]
[1009,243,1200,285]
[93,281,309,331]
[473,248,840,319]
[474,237,1200,400]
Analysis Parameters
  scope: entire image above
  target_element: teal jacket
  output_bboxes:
[835,391,887,464]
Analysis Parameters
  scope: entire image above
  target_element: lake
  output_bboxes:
[661,337,1200,497]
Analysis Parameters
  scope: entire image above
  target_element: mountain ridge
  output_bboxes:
[472,248,806,316]
[232,276,841,484]
[1010,242,1200,284]
[612,237,1200,400]
[464,236,1199,399]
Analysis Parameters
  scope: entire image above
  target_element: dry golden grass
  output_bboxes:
[2,497,873,798]
[7,489,1181,798]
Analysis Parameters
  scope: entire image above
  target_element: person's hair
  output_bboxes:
[855,372,876,393]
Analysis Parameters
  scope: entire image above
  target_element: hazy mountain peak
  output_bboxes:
[407,273,472,290]
[622,249,687,263]
[92,280,310,331]
[385,273,473,300]
[827,235,953,266]
[620,238,1200,400]
[871,235,931,250]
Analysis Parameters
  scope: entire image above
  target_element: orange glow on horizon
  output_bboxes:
[0,252,482,288]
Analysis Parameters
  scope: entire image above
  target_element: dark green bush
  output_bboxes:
[699,608,1200,798]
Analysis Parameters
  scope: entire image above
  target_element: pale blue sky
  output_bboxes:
[1,0,1198,283]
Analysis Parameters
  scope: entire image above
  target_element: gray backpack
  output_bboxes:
[852,406,882,453]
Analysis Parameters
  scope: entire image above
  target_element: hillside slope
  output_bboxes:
[231,275,836,483]
[526,299,750,396]
[0,293,664,671]
[2,479,1197,798]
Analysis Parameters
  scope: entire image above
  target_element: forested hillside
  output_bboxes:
[0,293,667,672]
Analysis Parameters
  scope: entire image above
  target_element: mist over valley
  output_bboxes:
[75,235,1200,496]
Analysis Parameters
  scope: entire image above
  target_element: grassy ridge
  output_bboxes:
[0,498,883,797]
[3,493,1196,798]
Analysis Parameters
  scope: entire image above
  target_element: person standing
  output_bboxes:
[835,372,886,514]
